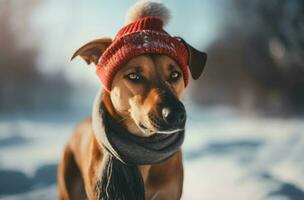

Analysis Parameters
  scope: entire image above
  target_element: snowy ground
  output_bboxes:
[0,100,304,200]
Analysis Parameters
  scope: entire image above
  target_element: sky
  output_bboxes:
[29,0,230,88]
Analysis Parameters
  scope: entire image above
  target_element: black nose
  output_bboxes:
[162,107,186,126]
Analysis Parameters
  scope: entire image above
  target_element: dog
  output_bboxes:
[57,1,207,200]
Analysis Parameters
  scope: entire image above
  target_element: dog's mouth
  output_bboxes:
[138,121,184,135]
[157,128,184,134]
[135,109,186,136]
[154,123,185,134]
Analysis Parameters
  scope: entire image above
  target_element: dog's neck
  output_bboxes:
[93,89,142,136]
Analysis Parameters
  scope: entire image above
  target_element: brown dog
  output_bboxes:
[57,1,206,200]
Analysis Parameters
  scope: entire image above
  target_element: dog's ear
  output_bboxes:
[176,37,207,80]
[71,38,112,65]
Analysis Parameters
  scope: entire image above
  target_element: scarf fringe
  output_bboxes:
[96,153,145,200]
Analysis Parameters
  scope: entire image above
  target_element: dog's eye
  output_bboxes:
[169,71,181,82]
[125,72,143,82]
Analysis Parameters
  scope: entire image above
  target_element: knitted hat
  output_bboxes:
[96,1,189,91]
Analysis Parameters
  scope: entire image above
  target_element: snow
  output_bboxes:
[181,106,304,200]
[0,104,304,200]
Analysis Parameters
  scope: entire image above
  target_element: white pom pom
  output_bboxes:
[125,0,170,26]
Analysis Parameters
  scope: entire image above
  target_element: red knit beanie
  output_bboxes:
[96,2,189,91]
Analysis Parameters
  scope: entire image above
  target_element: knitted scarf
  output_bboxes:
[92,99,184,200]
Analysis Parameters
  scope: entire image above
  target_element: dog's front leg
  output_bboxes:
[57,145,87,200]
[143,151,184,200]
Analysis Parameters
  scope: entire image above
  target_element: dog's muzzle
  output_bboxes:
[148,101,186,134]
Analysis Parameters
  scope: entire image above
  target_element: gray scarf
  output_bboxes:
[92,96,184,200]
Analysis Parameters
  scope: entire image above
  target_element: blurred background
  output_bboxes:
[0,0,303,199]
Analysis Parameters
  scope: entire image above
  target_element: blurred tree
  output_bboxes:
[192,0,304,115]
[0,1,38,109]
[0,0,70,111]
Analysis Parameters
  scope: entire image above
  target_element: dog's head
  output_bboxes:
[72,38,206,137]
[110,54,187,136]
[71,1,207,137]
